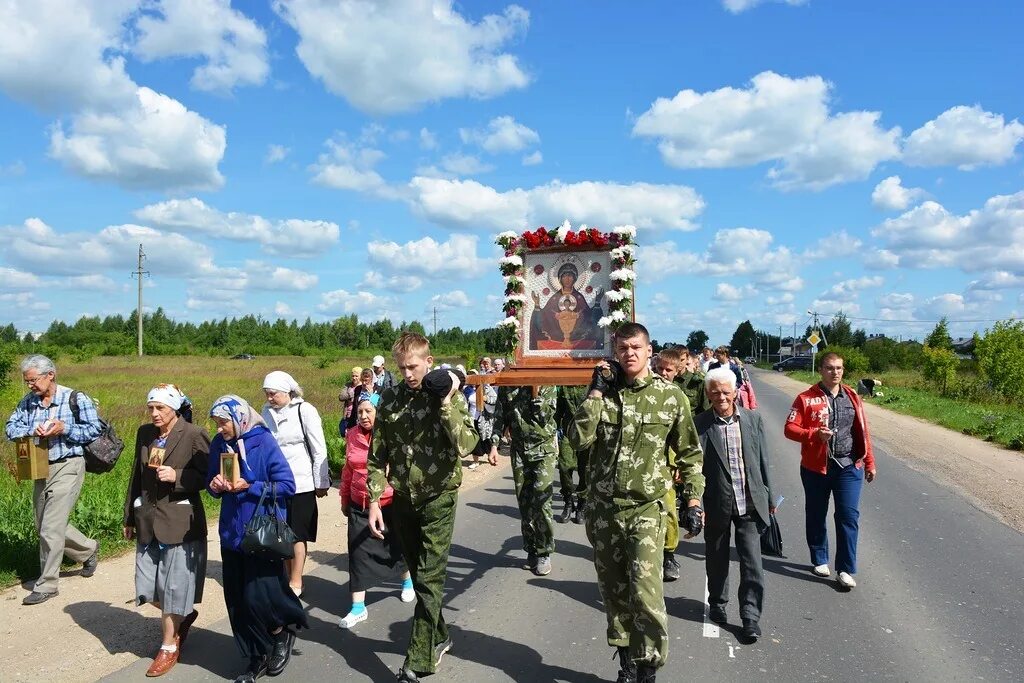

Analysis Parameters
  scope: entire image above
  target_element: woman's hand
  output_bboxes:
[209,474,229,493]
[155,465,177,483]
[123,525,134,541]
[230,478,250,492]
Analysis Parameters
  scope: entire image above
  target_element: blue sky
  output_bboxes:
[1,0,1022,346]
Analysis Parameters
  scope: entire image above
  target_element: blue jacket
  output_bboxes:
[207,425,295,552]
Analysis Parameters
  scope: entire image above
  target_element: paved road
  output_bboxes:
[105,372,1024,682]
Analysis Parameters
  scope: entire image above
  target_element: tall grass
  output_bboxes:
[0,354,411,588]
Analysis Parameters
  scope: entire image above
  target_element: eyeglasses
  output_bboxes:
[24,374,50,386]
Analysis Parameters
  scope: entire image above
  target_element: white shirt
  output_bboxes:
[701,358,714,373]
[262,399,330,493]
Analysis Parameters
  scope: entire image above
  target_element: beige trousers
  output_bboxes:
[32,457,98,594]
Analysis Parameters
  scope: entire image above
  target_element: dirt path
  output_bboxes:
[0,460,510,683]
[756,370,1024,534]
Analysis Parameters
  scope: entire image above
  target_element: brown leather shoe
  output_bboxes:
[146,647,179,677]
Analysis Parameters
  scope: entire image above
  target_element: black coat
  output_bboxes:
[694,406,774,531]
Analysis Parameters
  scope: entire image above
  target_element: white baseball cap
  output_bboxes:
[372,355,385,368]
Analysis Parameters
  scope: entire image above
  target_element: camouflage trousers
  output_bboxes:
[556,437,589,500]
[391,490,457,674]
[664,486,679,552]
[585,497,669,668]
[511,447,556,556]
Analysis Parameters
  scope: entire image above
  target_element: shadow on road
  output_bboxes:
[447,624,608,682]
[465,501,521,518]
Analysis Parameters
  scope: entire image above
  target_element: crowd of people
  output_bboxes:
[4,334,876,683]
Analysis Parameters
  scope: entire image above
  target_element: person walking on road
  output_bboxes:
[123,384,209,677]
[555,384,590,524]
[490,384,558,575]
[5,354,102,605]
[366,332,479,682]
[569,323,705,683]
[695,368,775,642]
[784,351,877,590]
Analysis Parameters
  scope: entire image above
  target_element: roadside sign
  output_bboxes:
[807,331,821,346]
[811,344,819,354]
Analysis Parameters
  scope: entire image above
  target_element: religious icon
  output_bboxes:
[15,437,49,481]
[220,450,239,486]
[147,447,167,469]
[524,250,610,356]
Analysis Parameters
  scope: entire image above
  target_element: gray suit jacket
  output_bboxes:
[694,406,774,531]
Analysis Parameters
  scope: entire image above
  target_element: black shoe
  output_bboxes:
[637,664,658,683]
[81,551,98,578]
[741,619,761,641]
[267,629,295,676]
[615,646,637,683]
[234,656,268,683]
[523,552,537,570]
[22,591,57,606]
[557,494,574,523]
[708,605,727,624]
[397,668,420,682]
[572,498,585,525]
[662,552,680,582]
[433,635,452,668]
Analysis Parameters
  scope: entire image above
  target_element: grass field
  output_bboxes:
[0,354,465,589]
[785,369,1024,449]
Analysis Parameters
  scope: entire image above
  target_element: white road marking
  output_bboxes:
[702,576,720,639]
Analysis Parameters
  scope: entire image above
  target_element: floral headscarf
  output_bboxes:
[210,394,265,437]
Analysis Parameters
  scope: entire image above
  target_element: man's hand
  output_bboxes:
[488,445,499,466]
[682,503,704,538]
[368,502,386,539]
[866,468,877,483]
[37,419,65,438]
[443,370,461,405]
[588,360,622,399]
[315,488,329,498]
[815,427,834,443]
[155,465,177,484]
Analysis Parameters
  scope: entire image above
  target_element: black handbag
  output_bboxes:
[760,511,785,558]
[70,391,125,474]
[241,482,296,560]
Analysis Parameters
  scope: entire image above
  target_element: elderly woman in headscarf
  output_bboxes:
[123,384,208,678]
[337,365,363,436]
[346,368,378,431]
[207,395,307,683]
[261,370,329,598]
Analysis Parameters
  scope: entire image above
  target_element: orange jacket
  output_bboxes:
[784,383,875,475]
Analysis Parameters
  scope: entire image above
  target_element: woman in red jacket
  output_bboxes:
[338,395,413,628]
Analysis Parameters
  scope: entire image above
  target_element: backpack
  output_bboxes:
[69,391,125,474]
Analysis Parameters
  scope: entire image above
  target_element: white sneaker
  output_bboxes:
[400,586,415,603]
[338,609,368,628]
[812,564,831,577]
[837,572,857,588]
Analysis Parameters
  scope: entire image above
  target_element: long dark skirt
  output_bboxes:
[347,503,408,592]
[222,549,308,658]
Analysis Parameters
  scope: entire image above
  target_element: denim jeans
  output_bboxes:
[800,463,864,574]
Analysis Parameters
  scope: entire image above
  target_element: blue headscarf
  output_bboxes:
[210,394,265,437]
[357,390,380,407]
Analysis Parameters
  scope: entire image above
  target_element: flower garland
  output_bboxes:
[494,221,637,351]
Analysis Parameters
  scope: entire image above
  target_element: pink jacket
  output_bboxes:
[340,426,394,510]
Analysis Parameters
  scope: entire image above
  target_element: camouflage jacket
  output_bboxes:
[555,385,589,436]
[367,382,479,504]
[569,372,705,504]
[492,385,558,459]
[675,370,710,415]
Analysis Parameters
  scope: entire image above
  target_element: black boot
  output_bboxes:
[557,493,575,523]
[615,646,637,683]
[267,628,295,676]
[637,663,657,683]
[572,496,585,525]
[663,550,680,582]
[234,656,267,683]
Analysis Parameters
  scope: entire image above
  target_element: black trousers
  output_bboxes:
[221,549,307,658]
[704,512,765,622]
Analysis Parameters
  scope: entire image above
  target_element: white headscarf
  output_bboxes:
[263,370,302,397]
[147,384,185,411]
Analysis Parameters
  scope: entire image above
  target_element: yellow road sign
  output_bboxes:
[807,331,821,346]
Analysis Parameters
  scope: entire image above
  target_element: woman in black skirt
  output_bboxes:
[208,395,308,683]
[338,395,413,628]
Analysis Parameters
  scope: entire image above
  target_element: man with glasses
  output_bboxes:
[5,354,103,605]
[784,352,877,590]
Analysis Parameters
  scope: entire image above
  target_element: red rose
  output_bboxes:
[533,264,545,275]
[578,231,590,244]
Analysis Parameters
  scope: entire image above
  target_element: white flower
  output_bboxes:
[597,315,613,328]
[555,221,571,243]
[610,244,635,259]
[610,310,627,322]
[505,293,528,304]
[604,290,625,302]
[610,268,636,281]
[497,316,520,328]
[499,255,523,267]
[612,224,637,238]
[497,230,519,242]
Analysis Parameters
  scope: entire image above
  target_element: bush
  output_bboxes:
[922,345,959,396]
[0,345,14,393]
[976,320,1024,403]
[819,345,869,374]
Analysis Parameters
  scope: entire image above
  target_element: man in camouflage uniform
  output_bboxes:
[675,350,710,416]
[367,333,480,683]
[490,384,558,575]
[555,384,590,524]
[570,323,705,683]
[653,348,686,582]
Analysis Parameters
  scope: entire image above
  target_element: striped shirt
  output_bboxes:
[4,385,102,462]
[714,412,750,516]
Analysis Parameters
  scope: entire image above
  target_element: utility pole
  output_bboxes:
[432,307,438,337]
[778,325,783,361]
[131,244,149,357]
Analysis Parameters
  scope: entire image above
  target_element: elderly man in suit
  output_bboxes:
[694,366,775,642]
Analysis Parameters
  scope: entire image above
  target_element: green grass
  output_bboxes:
[783,369,1024,450]
[0,354,472,588]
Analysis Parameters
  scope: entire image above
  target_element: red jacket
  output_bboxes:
[340,426,394,510]
[784,383,875,475]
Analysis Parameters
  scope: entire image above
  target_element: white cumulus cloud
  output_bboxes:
[871,175,927,211]
[367,234,487,279]
[460,116,540,154]
[903,105,1024,170]
[317,289,397,320]
[273,0,530,114]
[429,290,472,310]
[722,0,808,13]
[522,150,543,166]
[265,145,290,164]
[631,71,901,190]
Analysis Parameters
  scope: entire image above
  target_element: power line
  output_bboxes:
[813,312,1019,324]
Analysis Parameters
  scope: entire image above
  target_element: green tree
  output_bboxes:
[729,320,757,357]
[686,329,709,352]
[976,320,1024,403]
[0,323,18,344]
[924,317,954,350]
[819,345,869,374]
[921,345,959,396]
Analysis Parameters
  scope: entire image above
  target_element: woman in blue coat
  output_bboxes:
[207,395,308,683]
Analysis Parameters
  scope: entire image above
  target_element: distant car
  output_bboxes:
[230,353,256,360]
[772,356,812,372]
[743,356,756,363]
